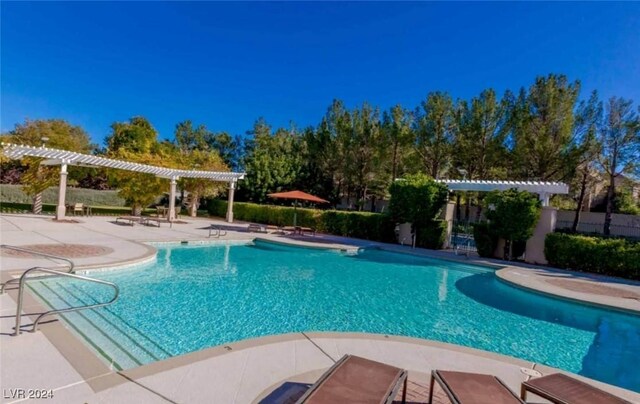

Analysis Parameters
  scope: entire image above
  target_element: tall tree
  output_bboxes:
[205,132,242,171]
[323,100,354,205]
[598,97,640,235]
[241,119,304,202]
[509,74,581,181]
[105,117,166,215]
[174,120,210,152]
[453,89,508,180]
[299,124,338,202]
[176,148,228,216]
[350,103,382,210]
[570,91,602,231]
[381,104,413,183]
[414,92,454,178]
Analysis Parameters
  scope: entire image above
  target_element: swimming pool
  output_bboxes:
[28,240,640,392]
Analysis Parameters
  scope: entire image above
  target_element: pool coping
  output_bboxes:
[495,266,640,315]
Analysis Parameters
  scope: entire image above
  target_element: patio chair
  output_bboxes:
[295,354,407,404]
[73,203,85,216]
[429,370,525,404]
[521,373,631,404]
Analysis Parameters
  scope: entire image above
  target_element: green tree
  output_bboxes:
[598,97,640,234]
[2,119,94,213]
[176,148,229,216]
[484,189,541,260]
[570,91,602,231]
[350,103,382,210]
[174,120,210,151]
[452,89,509,220]
[453,89,508,180]
[105,117,166,214]
[241,119,304,202]
[509,74,581,181]
[414,92,454,178]
[106,116,158,154]
[381,104,414,186]
[299,125,337,202]
[206,132,242,171]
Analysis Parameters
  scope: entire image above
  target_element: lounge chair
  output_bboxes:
[144,217,173,228]
[521,373,630,404]
[296,354,407,404]
[298,226,316,236]
[115,216,143,226]
[429,370,524,404]
[280,226,297,234]
[248,223,268,233]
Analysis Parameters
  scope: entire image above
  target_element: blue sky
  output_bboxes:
[2,2,639,144]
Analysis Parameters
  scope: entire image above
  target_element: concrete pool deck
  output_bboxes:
[1,213,639,403]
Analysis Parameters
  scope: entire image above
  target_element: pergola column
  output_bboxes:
[55,163,68,221]
[168,176,178,222]
[539,192,550,207]
[226,181,236,223]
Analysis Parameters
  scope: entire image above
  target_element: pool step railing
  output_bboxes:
[0,244,119,337]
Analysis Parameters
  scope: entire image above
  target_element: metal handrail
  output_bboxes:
[1,244,75,293]
[13,267,119,335]
[209,225,228,238]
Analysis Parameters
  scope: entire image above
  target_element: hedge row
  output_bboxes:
[0,202,155,216]
[0,184,127,207]
[545,232,640,280]
[208,199,444,246]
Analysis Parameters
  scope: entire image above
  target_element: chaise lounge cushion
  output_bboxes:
[433,370,524,404]
[297,355,406,404]
[522,373,631,404]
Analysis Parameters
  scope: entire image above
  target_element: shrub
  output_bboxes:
[0,202,156,216]
[207,199,397,243]
[473,222,498,258]
[485,189,541,260]
[415,220,447,249]
[545,232,640,280]
[0,184,127,206]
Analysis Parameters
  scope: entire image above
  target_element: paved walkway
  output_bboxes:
[1,213,639,403]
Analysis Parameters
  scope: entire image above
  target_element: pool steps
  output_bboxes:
[27,279,169,370]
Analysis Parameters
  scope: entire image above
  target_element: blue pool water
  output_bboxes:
[29,241,640,392]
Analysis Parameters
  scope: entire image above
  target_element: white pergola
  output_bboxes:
[435,179,569,206]
[1,143,245,222]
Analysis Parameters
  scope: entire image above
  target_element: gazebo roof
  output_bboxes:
[435,179,569,194]
[1,143,245,181]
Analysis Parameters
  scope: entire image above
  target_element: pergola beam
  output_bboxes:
[1,143,245,221]
[435,179,569,206]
